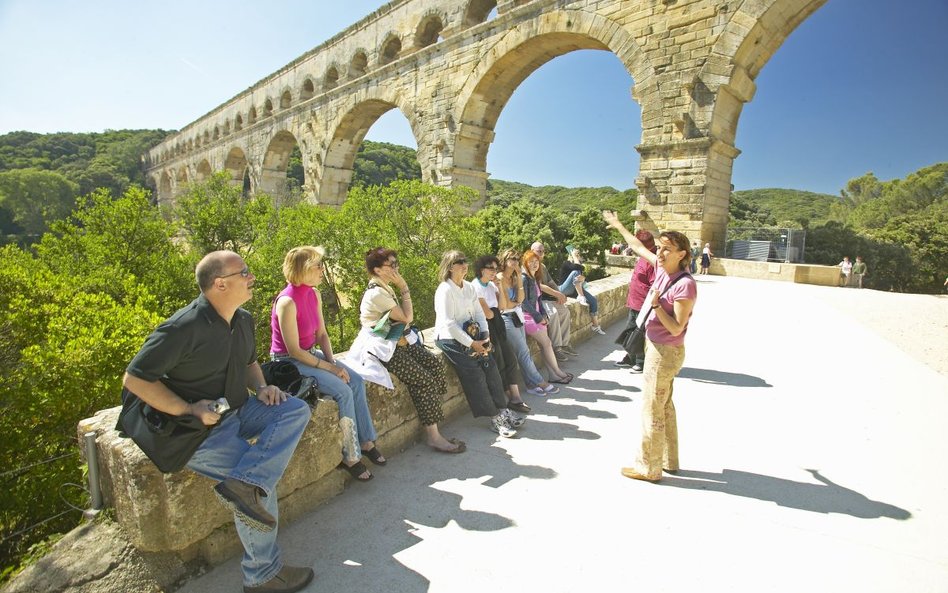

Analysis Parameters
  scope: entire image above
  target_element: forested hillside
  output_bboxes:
[730,188,839,227]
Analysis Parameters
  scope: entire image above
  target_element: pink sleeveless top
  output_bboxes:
[270,284,321,354]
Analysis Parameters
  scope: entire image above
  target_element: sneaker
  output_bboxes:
[630,363,643,373]
[554,348,569,362]
[214,478,276,532]
[614,356,633,367]
[490,414,518,437]
[577,295,589,306]
[502,408,526,428]
[244,564,315,593]
[527,386,548,396]
[591,325,607,335]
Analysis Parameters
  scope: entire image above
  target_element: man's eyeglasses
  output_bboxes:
[219,267,250,279]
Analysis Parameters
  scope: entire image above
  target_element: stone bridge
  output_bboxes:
[143,0,827,247]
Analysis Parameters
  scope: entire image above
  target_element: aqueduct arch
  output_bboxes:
[144,0,829,248]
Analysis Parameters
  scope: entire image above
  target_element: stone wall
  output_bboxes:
[76,274,631,565]
[604,252,840,287]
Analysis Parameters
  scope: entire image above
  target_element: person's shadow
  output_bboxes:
[662,468,911,520]
[677,367,772,388]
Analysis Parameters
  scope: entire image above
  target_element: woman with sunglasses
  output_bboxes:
[271,246,384,482]
[521,249,574,386]
[472,254,531,415]
[347,248,465,454]
[603,212,697,482]
[433,250,522,438]
[495,248,560,396]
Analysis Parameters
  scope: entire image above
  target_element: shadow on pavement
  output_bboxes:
[678,367,772,388]
[661,468,911,520]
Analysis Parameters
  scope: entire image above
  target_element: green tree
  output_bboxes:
[0,169,78,236]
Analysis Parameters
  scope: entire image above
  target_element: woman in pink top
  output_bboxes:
[603,212,697,482]
[271,246,383,482]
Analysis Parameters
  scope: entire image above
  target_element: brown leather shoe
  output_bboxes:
[214,478,276,532]
[621,467,661,482]
[244,565,314,593]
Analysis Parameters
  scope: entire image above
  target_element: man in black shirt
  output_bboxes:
[124,250,313,593]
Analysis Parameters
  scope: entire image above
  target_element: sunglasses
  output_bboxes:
[453,258,468,266]
[483,266,498,271]
[219,266,250,279]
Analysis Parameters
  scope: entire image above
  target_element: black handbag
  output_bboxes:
[261,359,320,406]
[115,388,213,473]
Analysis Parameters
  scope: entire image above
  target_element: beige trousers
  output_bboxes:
[635,340,686,479]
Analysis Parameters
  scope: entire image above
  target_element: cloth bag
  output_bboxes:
[115,388,212,473]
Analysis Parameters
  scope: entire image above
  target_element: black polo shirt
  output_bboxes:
[126,293,256,408]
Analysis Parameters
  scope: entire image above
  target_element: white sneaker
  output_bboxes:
[502,408,526,428]
[577,295,589,306]
[591,325,607,335]
[490,414,518,437]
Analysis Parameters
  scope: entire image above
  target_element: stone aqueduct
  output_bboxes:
[144,0,827,246]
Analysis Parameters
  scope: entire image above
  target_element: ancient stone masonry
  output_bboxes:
[144,0,827,250]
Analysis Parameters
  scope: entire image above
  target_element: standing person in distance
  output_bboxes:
[700,242,713,275]
[603,211,698,483]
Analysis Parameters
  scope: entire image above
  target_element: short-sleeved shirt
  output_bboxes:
[473,278,499,309]
[360,281,398,327]
[627,255,656,311]
[126,293,256,408]
[645,268,697,347]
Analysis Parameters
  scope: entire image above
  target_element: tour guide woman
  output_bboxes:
[271,246,384,482]
[602,211,697,482]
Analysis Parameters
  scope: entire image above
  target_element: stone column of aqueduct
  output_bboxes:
[143,0,828,248]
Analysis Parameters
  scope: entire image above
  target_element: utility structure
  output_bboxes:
[143,0,827,248]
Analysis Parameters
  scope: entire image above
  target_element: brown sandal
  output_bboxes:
[339,461,373,481]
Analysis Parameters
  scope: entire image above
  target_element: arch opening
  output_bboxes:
[380,35,402,65]
[325,66,340,90]
[415,15,445,48]
[463,0,497,27]
[280,90,292,110]
[349,51,368,79]
[301,78,315,100]
[260,131,303,204]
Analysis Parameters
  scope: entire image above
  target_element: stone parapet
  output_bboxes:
[77,275,631,565]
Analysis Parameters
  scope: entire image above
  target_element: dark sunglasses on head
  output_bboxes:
[453,258,468,265]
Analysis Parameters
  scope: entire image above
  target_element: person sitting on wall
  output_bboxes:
[123,250,314,593]
[530,241,577,361]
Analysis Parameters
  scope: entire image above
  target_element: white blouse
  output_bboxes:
[434,279,489,346]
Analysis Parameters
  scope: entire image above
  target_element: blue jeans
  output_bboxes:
[187,396,311,587]
[559,271,598,315]
[279,350,377,464]
[502,314,546,387]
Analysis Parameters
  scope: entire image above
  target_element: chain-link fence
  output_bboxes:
[725,227,807,263]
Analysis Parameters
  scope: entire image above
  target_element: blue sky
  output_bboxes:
[1,0,945,195]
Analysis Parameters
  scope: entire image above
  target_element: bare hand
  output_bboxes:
[471,339,490,354]
[190,399,222,425]
[602,210,621,228]
[555,292,567,305]
[327,362,350,383]
[256,385,288,406]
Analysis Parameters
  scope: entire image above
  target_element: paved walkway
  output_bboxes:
[178,275,948,593]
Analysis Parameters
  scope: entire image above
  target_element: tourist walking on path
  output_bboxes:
[495,247,560,397]
[838,256,853,287]
[690,241,700,274]
[603,211,698,483]
[346,247,465,454]
[851,256,867,289]
[271,246,384,482]
[700,242,713,275]
[615,230,657,372]
[558,245,606,335]
[123,250,314,593]
[433,250,522,438]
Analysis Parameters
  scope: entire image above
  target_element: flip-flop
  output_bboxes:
[339,461,373,481]
[550,373,573,384]
[431,438,466,454]
[361,447,387,466]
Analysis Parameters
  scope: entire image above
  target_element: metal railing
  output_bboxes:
[725,227,807,263]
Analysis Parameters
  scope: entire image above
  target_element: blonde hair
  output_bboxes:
[282,245,326,285]
[438,250,466,283]
[498,247,523,288]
